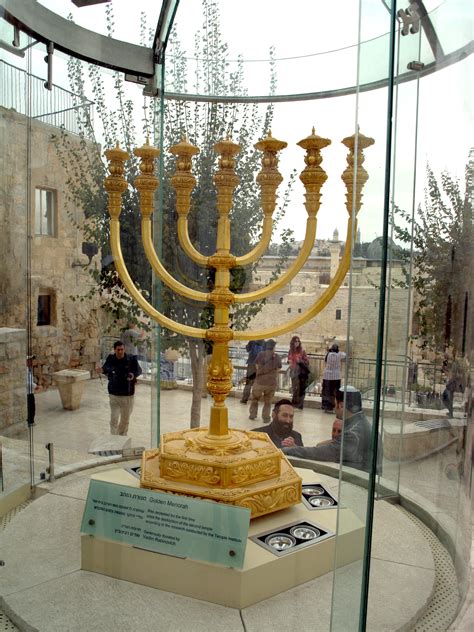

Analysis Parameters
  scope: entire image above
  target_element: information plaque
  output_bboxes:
[81,479,250,569]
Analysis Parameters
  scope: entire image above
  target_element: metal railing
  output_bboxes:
[0,60,94,137]
[99,336,451,411]
[171,347,450,409]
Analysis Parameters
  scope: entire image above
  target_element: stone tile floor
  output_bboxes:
[0,379,472,630]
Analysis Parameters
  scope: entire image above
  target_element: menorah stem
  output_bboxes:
[200,138,241,439]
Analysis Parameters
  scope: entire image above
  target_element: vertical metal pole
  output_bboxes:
[44,42,54,91]
[0,441,4,492]
[46,443,55,482]
[358,1,398,629]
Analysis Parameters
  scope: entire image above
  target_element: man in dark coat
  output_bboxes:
[99,340,142,436]
[283,386,373,472]
[253,399,304,449]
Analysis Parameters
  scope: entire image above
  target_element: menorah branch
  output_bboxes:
[170,138,210,266]
[234,216,317,303]
[109,220,206,339]
[233,216,355,341]
[176,217,211,266]
[141,217,208,303]
[234,216,273,267]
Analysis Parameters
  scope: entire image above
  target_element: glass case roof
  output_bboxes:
[0,0,472,101]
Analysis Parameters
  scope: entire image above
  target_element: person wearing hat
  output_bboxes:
[282,385,373,472]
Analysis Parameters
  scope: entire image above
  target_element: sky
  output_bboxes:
[2,0,472,243]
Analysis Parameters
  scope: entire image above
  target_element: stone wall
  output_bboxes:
[0,328,26,435]
[249,248,409,362]
[0,107,103,391]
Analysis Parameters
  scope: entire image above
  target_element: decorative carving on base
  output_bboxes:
[140,430,302,518]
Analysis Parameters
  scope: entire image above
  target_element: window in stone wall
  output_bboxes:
[279,297,284,304]
[35,188,57,236]
[298,308,302,313]
[287,308,292,314]
[37,292,55,326]
[335,309,342,320]
[319,272,330,285]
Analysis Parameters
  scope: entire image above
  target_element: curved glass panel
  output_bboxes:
[0,1,472,631]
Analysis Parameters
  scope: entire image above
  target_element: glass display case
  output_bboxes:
[0,1,472,630]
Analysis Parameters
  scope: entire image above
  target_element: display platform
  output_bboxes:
[81,467,364,608]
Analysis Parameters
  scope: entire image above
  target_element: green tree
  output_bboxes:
[54,0,295,427]
[157,1,295,426]
[392,157,473,356]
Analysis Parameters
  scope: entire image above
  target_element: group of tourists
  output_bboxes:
[98,328,347,439]
[252,387,372,473]
[242,336,346,425]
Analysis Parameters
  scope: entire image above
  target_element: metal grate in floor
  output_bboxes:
[399,507,460,631]
[0,612,18,632]
[0,500,32,532]
[1,501,32,632]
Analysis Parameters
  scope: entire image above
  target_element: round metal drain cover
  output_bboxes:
[309,496,334,507]
[303,486,324,496]
[265,533,296,551]
[290,526,320,540]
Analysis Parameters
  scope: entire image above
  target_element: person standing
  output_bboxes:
[288,335,310,410]
[442,373,457,419]
[321,343,346,413]
[122,322,141,359]
[99,340,142,436]
[240,339,265,404]
[249,339,282,423]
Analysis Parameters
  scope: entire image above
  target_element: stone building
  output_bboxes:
[0,106,102,432]
[248,234,409,362]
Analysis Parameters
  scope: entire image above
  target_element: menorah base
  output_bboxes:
[140,428,302,519]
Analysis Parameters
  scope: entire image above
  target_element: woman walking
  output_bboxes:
[288,336,310,410]
[322,343,346,413]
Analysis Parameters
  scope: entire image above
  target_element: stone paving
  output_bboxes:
[0,378,472,630]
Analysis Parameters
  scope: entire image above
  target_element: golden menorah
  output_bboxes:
[104,128,374,518]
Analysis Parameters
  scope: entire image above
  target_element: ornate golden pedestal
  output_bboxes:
[141,429,302,519]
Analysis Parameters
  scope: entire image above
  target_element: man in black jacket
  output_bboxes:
[283,386,373,472]
[99,340,142,436]
[253,399,304,449]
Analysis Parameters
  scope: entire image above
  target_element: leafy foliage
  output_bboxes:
[392,160,472,354]
[54,0,295,426]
